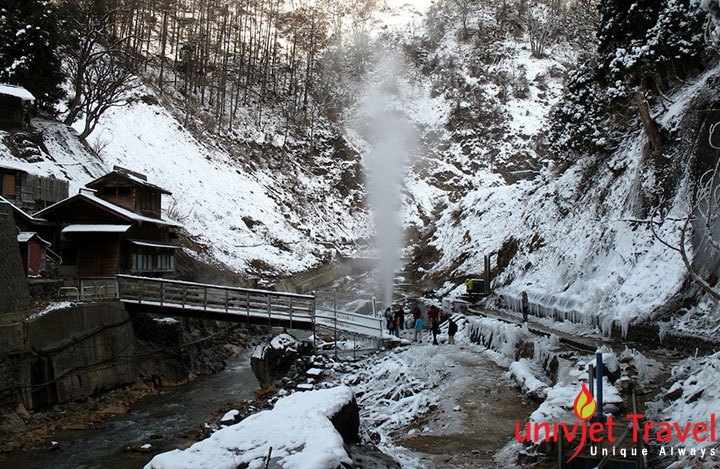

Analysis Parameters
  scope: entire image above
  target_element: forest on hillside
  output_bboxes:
[3,0,720,298]
[2,0,718,166]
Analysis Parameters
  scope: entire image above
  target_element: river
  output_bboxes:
[0,355,258,469]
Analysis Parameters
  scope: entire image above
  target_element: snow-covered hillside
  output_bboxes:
[1,83,372,280]
[2,0,717,337]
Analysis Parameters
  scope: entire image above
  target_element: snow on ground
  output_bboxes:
[145,386,355,469]
[144,314,669,469]
[84,92,359,274]
[646,351,720,468]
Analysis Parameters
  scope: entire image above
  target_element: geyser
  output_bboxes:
[358,56,416,308]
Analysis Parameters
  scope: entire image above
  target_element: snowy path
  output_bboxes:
[394,344,534,468]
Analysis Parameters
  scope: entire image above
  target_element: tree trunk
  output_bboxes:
[636,90,663,155]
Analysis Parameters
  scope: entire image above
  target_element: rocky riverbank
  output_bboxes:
[0,314,268,456]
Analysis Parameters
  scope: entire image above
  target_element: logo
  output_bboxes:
[573,382,596,421]
[515,383,717,464]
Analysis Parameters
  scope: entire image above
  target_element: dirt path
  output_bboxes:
[396,346,537,468]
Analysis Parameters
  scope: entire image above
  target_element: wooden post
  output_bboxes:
[288,297,293,330]
[246,292,250,324]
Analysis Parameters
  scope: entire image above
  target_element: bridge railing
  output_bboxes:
[314,307,384,339]
[117,275,385,341]
[117,274,315,326]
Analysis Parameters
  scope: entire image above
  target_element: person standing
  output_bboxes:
[521,291,529,322]
[385,307,395,335]
[411,305,421,321]
[431,317,440,345]
[395,307,405,334]
[447,315,458,344]
[413,315,423,343]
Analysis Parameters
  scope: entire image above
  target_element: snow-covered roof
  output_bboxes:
[127,239,181,249]
[17,232,50,245]
[87,168,172,195]
[62,224,131,234]
[35,190,182,228]
[0,196,48,223]
[0,84,35,101]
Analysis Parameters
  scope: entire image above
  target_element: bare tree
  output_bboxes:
[652,123,720,300]
[58,0,135,141]
[75,53,136,140]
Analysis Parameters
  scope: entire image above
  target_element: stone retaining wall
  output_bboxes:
[0,203,30,315]
[11,301,137,409]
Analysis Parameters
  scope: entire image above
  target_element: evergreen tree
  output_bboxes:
[597,0,706,93]
[0,0,64,109]
[548,60,614,159]
[549,0,709,160]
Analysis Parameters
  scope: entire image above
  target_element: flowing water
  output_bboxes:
[0,356,258,469]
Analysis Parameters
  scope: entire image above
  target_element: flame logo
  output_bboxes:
[573,383,597,421]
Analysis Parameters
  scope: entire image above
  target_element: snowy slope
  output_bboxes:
[84,90,371,276]
[0,0,710,330]
[1,81,373,280]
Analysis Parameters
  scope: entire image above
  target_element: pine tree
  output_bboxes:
[597,0,706,93]
[0,0,64,109]
[548,60,615,159]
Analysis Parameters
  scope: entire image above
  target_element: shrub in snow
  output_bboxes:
[645,352,720,468]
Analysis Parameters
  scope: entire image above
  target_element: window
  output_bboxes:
[157,253,175,271]
[2,174,16,197]
[132,253,153,272]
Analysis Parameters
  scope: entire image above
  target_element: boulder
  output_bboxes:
[250,333,312,387]
[330,395,360,443]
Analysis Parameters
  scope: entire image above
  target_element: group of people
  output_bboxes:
[384,304,458,346]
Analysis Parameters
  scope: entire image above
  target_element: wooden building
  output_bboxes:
[0,84,34,130]
[0,165,70,213]
[35,169,181,279]
[17,232,51,277]
[86,166,170,219]
[1,196,59,278]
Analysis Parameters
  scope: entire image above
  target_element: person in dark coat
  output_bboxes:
[521,291,529,322]
[395,307,405,332]
[431,318,440,345]
[385,307,395,334]
[411,305,421,321]
[447,315,458,344]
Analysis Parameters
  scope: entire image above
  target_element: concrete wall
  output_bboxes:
[276,258,376,293]
[0,203,30,314]
[12,301,137,409]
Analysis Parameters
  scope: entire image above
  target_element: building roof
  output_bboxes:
[35,190,182,228]
[17,232,51,245]
[62,224,132,234]
[0,196,49,225]
[86,167,172,195]
[0,84,35,101]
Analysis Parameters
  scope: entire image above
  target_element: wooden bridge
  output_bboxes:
[117,275,384,340]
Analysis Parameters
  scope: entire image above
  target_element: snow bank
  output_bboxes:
[509,359,549,401]
[145,386,355,469]
[647,352,720,468]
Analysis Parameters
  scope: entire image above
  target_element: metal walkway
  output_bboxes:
[117,274,384,340]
